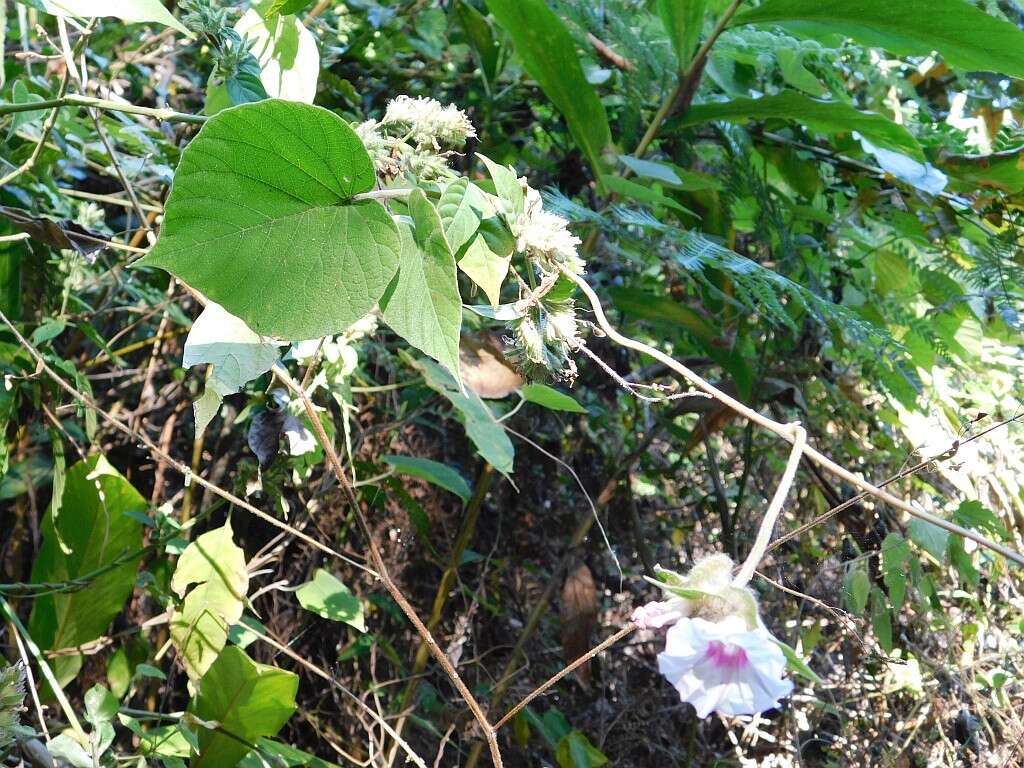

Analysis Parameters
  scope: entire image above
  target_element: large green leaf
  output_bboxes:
[136,99,401,341]
[170,522,249,681]
[28,455,146,686]
[485,0,611,174]
[40,0,190,35]
[658,0,706,69]
[409,356,514,474]
[733,0,1024,78]
[673,92,923,160]
[189,646,298,768]
[381,191,462,381]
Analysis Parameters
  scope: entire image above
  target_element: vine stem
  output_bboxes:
[271,366,506,768]
[0,93,207,124]
[384,463,495,768]
[561,265,1024,568]
[632,0,745,159]
[733,423,805,587]
[492,624,636,732]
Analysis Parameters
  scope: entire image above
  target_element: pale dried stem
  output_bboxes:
[493,624,636,731]
[562,266,1024,568]
[734,424,806,587]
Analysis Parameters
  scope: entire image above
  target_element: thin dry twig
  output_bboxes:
[564,266,1024,568]
[272,365,506,768]
[0,307,375,577]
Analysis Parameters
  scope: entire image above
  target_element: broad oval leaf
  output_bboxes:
[136,99,401,341]
[521,383,587,414]
[189,646,298,768]
[295,569,366,631]
[170,522,249,681]
[28,455,146,686]
[733,0,1024,79]
[383,455,472,502]
[484,0,612,174]
[381,190,462,381]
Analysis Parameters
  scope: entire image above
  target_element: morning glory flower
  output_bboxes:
[633,555,795,718]
[657,615,793,718]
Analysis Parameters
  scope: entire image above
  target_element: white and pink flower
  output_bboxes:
[634,555,796,718]
[656,615,793,718]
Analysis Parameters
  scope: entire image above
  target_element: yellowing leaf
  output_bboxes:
[170,522,248,681]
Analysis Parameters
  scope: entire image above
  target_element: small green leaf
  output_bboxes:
[870,588,893,653]
[881,532,910,573]
[409,356,514,474]
[521,383,586,413]
[600,175,697,215]
[84,684,118,728]
[555,730,608,768]
[381,191,462,381]
[226,67,269,106]
[908,518,949,562]
[617,155,684,187]
[657,0,705,69]
[189,647,298,768]
[484,0,611,175]
[136,100,401,341]
[264,0,312,16]
[477,154,524,225]
[773,638,823,684]
[383,455,472,503]
[954,500,1007,540]
[843,567,870,615]
[458,233,513,309]
[296,569,365,631]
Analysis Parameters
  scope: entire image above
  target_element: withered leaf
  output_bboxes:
[0,205,108,256]
[460,333,523,399]
[560,561,598,687]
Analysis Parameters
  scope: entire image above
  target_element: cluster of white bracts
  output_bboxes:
[355,95,475,179]
[632,555,794,718]
[515,186,586,277]
[505,185,587,381]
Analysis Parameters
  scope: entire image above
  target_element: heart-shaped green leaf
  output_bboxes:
[137,99,401,341]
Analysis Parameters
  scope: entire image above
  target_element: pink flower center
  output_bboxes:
[704,640,749,670]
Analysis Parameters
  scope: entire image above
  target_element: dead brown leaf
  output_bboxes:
[560,561,598,687]
[460,333,523,399]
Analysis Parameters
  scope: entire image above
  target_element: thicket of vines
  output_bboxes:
[2,0,1024,766]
